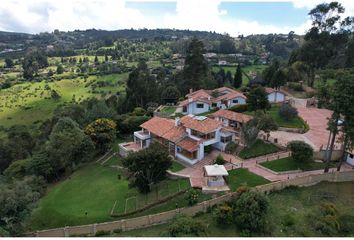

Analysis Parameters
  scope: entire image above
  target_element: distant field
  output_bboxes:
[0,73,128,128]
[212,64,267,86]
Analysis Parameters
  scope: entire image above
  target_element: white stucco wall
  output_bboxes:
[228,97,246,107]
[268,92,285,103]
[186,101,210,115]
[346,153,354,166]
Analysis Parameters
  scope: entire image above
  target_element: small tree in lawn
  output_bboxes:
[253,113,278,141]
[122,143,172,193]
[186,189,199,206]
[233,191,269,234]
[215,154,225,165]
[84,118,117,154]
[246,87,270,113]
[287,141,314,169]
[56,64,64,74]
[240,120,261,148]
[279,103,298,121]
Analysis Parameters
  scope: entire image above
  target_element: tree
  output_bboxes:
[4,159,31,179]
[278,103,298,121]
[0,178,41,236]
[240,120,261,148]
[225,71,233,85]
[263,60,279,86]
[51,90,61,101]
[213,203,233,225]
[56,65,64,74]
[287,141,314,167]
[219,36,236,54]
[253,113,278,140]
[47,117,94,175]
[84,118,116,154]
[234,64,243,88]
[215,154,225,165]
[270,68,286,102]
[7,127,35,160]
[181,38,208,94]
[94,55,99,63]
[4,58,14,68]
[28,150,53,181]
[233,191,269,233]
[168,215,206,237]
[161,86,180,104]
[122,143,172,193]
[186,189,199,206]
[246,87,270,113]
[0,140,12,173]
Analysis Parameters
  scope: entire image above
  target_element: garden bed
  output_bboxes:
[238,139,281,159]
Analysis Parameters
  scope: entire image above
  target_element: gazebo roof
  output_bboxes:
[204,164,229,177]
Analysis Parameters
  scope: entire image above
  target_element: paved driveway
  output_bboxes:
[269,106,341,151]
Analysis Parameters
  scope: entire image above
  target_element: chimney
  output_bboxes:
[188,97,193,103]
[189,88,193,94]
[208,96,211,100]
[175,117,180,126]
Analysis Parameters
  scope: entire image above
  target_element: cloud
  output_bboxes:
[0,0,351,36]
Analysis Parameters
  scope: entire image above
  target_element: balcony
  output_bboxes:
[134,130,151,140]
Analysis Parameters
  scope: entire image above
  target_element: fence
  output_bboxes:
[30,171,354,237]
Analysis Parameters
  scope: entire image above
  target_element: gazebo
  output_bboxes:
[204,164,229,187]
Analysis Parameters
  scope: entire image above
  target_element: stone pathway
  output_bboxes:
[175,150,354,188]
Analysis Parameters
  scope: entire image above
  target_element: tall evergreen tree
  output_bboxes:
[234,64,243,88]
[182,38,208,94]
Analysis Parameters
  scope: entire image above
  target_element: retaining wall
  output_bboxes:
[32,171,354,237]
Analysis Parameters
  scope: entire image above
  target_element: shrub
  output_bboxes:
[278,103,298,121]
[168,215,206,237]
[282,213,296,227]
[233,191,269,233]
[288,82,304,91]
[236,185,250,195]
[213,203,234,225]
[186,189,199,206]
[225,142,237,154]
[287,141,314,166]
[309,203,340,236]
[215,154,225,165]
[95,230,110,236]
[132,107,146,116]
[229,104,248,113]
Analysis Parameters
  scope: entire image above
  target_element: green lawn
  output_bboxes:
[113,181,354,237]
[169,161,186,172]
[226,168,270,191]
[0,73,128,128]
[28,162,190,230]
[244,105,305,129]
[159,106,176,114]
[260,157,338,172]
[238,139,281,159]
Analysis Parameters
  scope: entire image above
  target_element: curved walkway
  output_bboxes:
[176,150,353,188]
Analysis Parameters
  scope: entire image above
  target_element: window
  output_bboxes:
[211,103,217,107]
[221,136,232,143]
[232,99,239,104]
[196,103,204,108]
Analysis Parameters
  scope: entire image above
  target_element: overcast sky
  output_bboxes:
[0,0,353,36]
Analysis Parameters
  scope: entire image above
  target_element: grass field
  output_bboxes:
[212,64,267,87]
[244,105,305,129]
[226,168,270,191]
[112,181,354,237]
[28,161,190,230]
[169,161,186,172]
[238,139,281,159]
[260,157,338,172]
[159,106,176,113]
[0,73,128,128]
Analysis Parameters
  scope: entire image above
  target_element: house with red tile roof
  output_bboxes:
[121,109,253,165]
[179,87,247,115]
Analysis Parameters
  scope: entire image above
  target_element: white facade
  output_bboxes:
[228,97,246,107]
[346,152,354,166]
[268,92,285,103]
[184,101,210,115]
